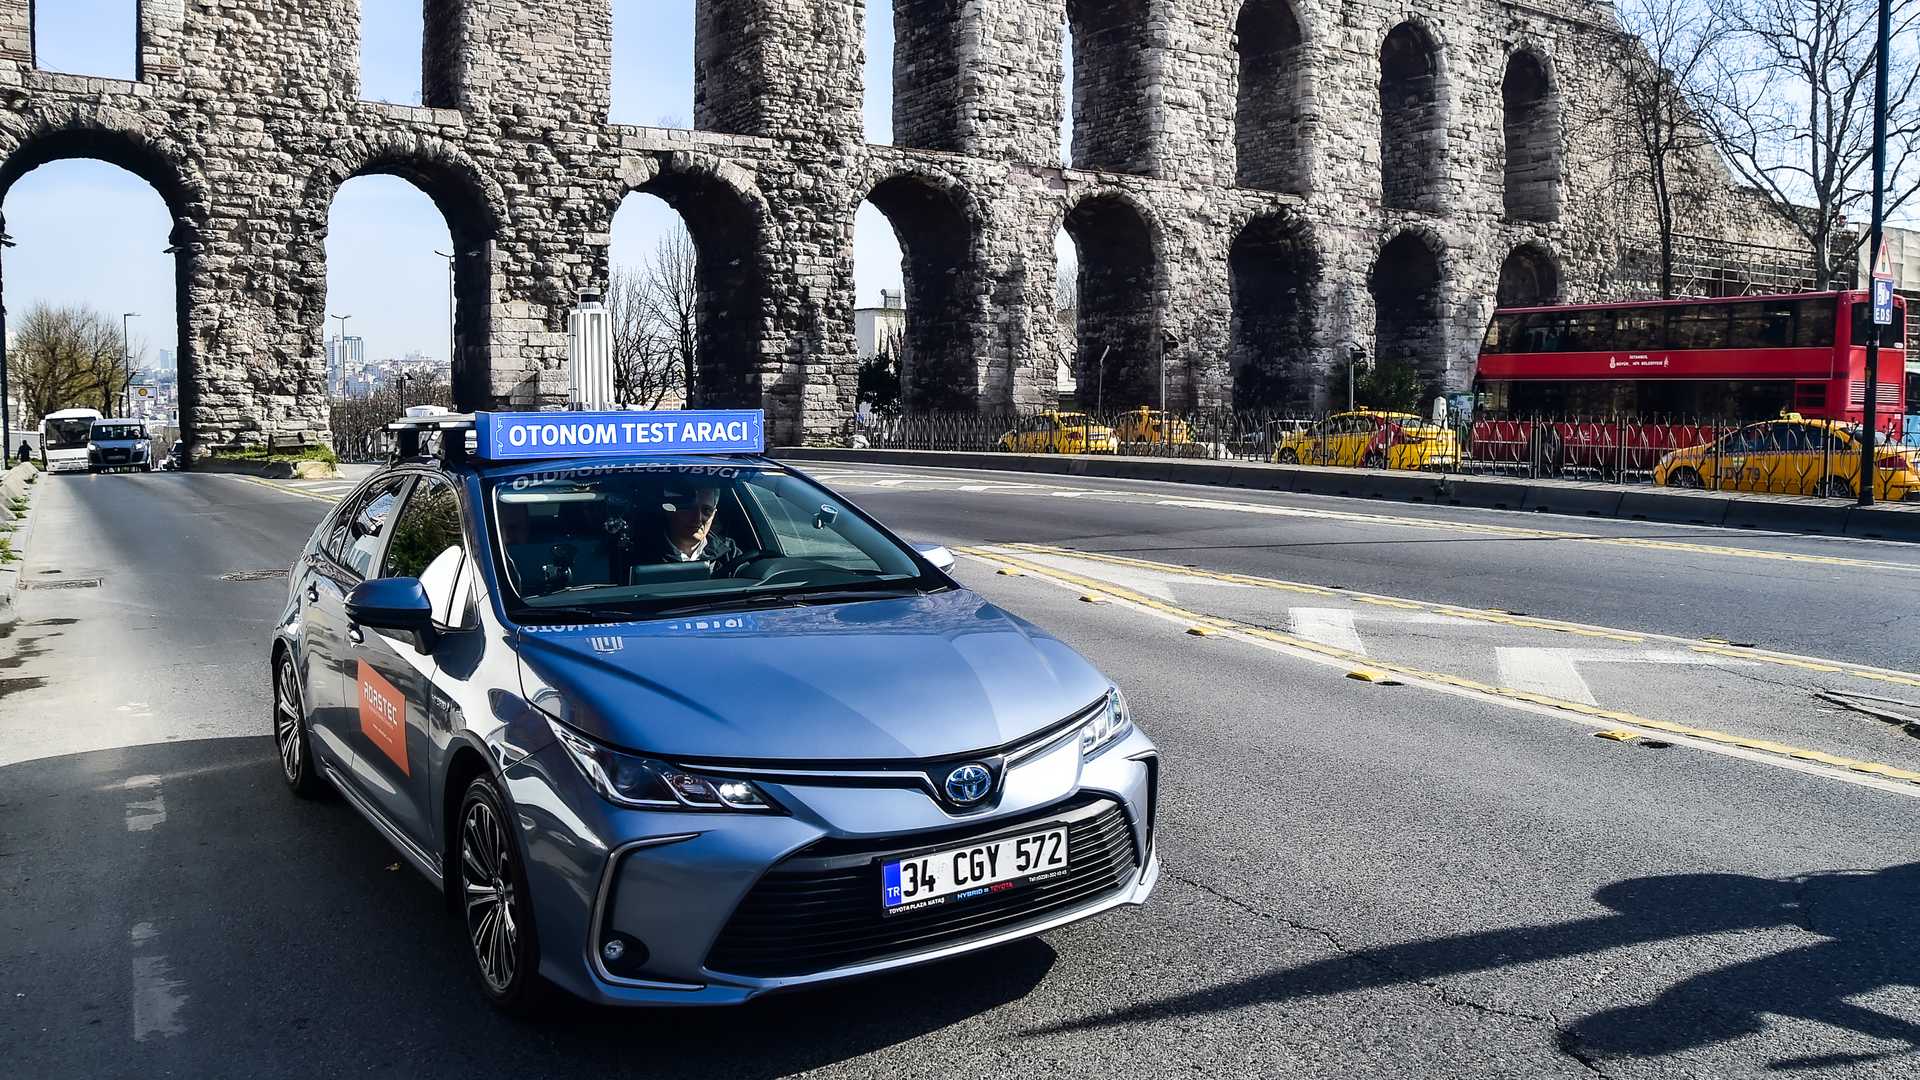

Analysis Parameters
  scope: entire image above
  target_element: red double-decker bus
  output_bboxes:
[1471,291,1906,472]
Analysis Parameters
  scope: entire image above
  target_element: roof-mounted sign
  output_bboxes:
[473,410,766,461]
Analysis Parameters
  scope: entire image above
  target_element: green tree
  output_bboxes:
[1326,359,1424,413]
[858,336,902,411]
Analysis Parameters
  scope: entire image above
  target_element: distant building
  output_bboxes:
[854,289,905,360]
[326,335,365,395]
[1858,225,1920,386]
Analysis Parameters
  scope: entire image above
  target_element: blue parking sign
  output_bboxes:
[1873,274,1895,326]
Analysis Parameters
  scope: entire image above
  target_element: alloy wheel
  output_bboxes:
[274,658,303,783]
[461,798,519,993]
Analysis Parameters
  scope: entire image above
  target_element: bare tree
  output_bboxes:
[1055,251,1079,313]
[640,225,699,406]
[1612,0,1726,297]
[607,265,680,408]
[5,303,138,418]
[1698,0,1920,284]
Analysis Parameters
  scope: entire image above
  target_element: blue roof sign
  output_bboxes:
[475,409,765,461]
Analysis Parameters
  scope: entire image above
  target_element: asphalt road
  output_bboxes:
[4,468,1919,1079]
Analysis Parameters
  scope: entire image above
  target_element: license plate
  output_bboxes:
[881,826,1069,915]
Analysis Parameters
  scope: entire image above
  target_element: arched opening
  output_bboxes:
[0,132,198,457]
[1496,243,1561,307]
[324,177,457,444]
[611,0,694,126]
[327,159,495,412]
[1230,214,1320,410]
[359,2,463,108]
[1379,22,1445,213]
[1055,227,1079,402]
[859,176,980,412]
[1065,0,1154,175]
[29,0,137,79]
[1370,232,1446,399]
[1063,194,1158,410]
[622,168,766,410]
[1234,0,1307,194]
[1502,51,1561,222]
[889,0,967,151]
[608,193,697,409]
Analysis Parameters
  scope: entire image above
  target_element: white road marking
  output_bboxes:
[1289,608,1368,655]
[1496,647,1763,707]
[1003,550,1253,602]
[123,774,167,832]
[129,922,188,1042]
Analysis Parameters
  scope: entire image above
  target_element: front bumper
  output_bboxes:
[503,725,1160,1006]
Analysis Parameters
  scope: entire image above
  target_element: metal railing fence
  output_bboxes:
[843,408,1919,501]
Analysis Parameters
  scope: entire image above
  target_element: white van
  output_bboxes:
[87,418,156,473]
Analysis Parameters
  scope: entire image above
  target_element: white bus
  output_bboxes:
[40,407,103,473]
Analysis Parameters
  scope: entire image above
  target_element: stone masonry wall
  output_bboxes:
[0,0,1812,453]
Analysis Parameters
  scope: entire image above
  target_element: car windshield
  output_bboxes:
[91,425,146,441]
[45,418,95,450]
[488,463,943,622]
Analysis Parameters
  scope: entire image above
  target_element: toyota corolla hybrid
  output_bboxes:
[270,410,1159,1012]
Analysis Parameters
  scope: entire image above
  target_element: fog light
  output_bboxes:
[602,939,626,962]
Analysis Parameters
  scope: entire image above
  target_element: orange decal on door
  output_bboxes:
[357,660,409,775]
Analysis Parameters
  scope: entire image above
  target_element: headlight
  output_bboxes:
[546,716,776,812]
[1081,688,1133,758]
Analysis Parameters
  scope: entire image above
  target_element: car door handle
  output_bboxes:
[306,583,320,603]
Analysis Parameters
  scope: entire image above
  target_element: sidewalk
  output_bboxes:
[773,447,1920,542]
[0,463,43,624]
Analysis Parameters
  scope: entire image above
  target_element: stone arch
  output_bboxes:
[857,168,983,411]
[1233,0,1308,195]
[1369,228,1447,397]
[1229,212,1321,410]
[1501,48,1561,222]
[0,113,212,453]
[615,152,773,411]
[891,0,968,151]
[1066,0,1155,175]
[1496,241,1561,307]
[307,135,506,412]
[1378,20,1447,213]
[1061,190,1162,409]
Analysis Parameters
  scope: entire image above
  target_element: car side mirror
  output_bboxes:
[346,577,436,646]
[912,543,957,573]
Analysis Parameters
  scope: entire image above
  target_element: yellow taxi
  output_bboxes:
[1271,410,1459,470]
[1653,416,1920,499]
[1112,407,1193,446]
[998,412,1120,454]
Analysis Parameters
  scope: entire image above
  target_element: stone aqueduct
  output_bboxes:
[0,0,1769,449]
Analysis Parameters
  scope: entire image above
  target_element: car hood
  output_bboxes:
[515,589,1111,762]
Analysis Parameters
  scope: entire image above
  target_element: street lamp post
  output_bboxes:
[433,250,456,379]
[121,313,140,416]
[1860,0,1894,507]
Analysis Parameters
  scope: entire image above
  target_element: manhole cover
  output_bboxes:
[221,569,288,582]
[23,578,101,590]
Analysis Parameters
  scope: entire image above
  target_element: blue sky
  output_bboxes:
[7,2,1069,371]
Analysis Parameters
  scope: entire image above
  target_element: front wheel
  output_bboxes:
[1817,476,1854,499]
[1276,448,1299,465]
[1363,449,1388,470]
[1665,468,1704,490]
[273,651,325,798]
[457,775,549,1015]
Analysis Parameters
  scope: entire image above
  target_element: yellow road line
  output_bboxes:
[961,546,1920,790]
[1003,542,1920,686]
[222,474,342,503]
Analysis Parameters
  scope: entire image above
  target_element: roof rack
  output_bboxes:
[385,412,476,465]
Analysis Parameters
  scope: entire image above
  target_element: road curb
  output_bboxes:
[0,464,43,627]
[774,447,1920,541]
[195,458,339,480]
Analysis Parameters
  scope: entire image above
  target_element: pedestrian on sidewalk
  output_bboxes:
[16,439,30,466]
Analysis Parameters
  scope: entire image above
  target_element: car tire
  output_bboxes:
[273,650,326,799]
[1363,449,1388,470]
[1276,449,1298,464]
[1665,468,1704,489]
[1817,476,1854,499]
[456,775,550,1016]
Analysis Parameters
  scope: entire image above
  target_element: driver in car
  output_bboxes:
[656,481,747,573]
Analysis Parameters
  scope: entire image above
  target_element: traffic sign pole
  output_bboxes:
[1860,0,1893,507]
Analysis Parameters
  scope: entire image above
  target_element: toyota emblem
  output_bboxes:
[943,763,993,806]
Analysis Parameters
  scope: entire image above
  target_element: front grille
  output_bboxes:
[706,795,1138,978]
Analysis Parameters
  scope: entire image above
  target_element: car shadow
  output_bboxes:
[0,737,1055,1080]
[1028,861,1920,1068]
